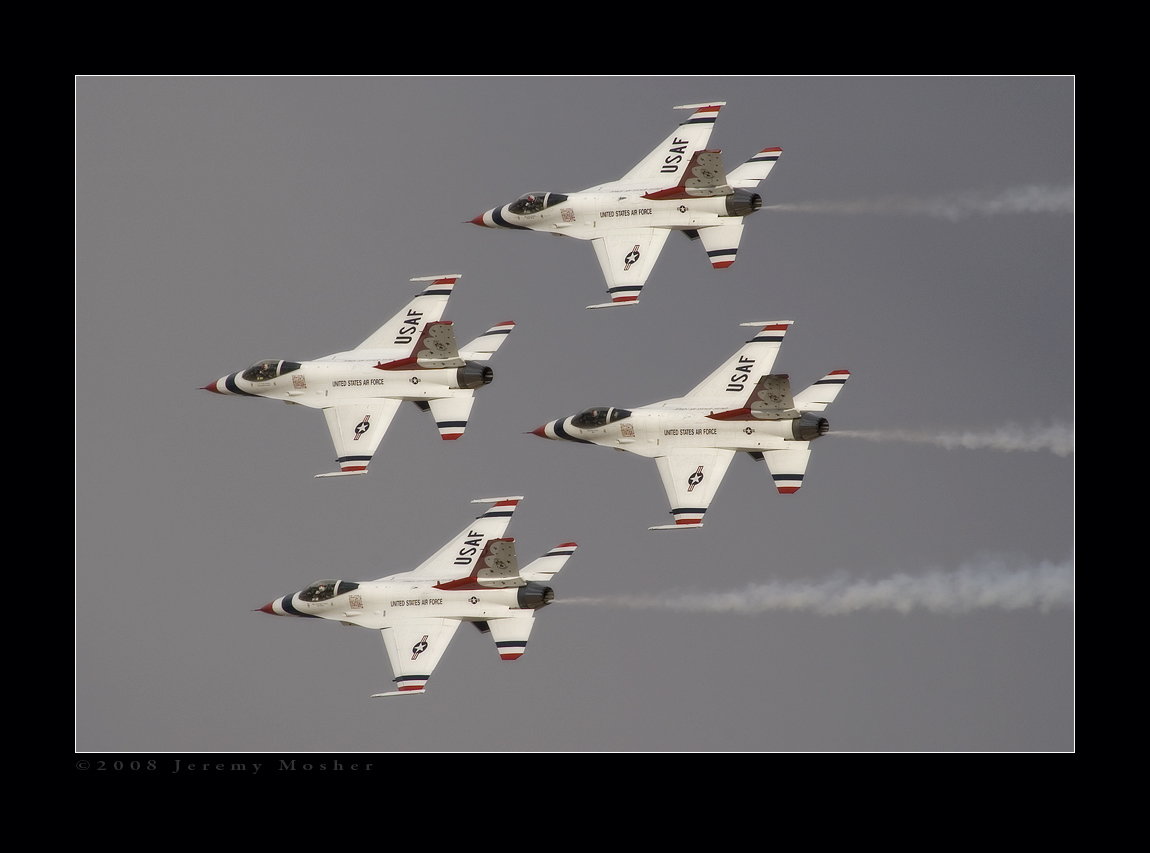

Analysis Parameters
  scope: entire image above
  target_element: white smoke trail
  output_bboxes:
[835,422,1073,457]
[765,185,1074,222]
[562,558,1072,616]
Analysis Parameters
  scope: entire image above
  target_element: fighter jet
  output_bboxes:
[532,322,850,529]
[258,497,576,696]
[470,102,781,309]
[203,274,514,478]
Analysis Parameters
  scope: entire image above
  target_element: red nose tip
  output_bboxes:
[531,424,549,438]
[201,381,221,393]
[258,602,276,614]
[469,213,489,227]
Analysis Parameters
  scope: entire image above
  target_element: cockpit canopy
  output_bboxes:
[299,579,360,602]
[242,359,302,382]
[509,192,568,215]
[571,406,632,429]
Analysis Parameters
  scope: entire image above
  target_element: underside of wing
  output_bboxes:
[316,398,402,478]
[383,497,524,580]
[433,537,523,590]
[650,448,736,529]
[594,103,725,191]
[642,150,732,200]
[673,322,793,407]
[588,228,671,308]
[375,617,463,695]
[354,275,461,353]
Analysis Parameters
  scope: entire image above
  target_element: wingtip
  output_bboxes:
[371,688,426,698]
[586,299,640,310]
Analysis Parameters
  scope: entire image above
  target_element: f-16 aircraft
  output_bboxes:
[470,102,781,309]
[203,275,514,478]
[258,497,576,696]
[532,322,849,529]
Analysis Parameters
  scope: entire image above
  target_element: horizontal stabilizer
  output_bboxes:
[521,542,578,581]
[697,222,745,269]
[488,613,536,660]
[728,147,782,188]
[763,448,812,494]
[314,470,368,479]
[427,393,476,441]
[792,370,851,411]
[461,321,515,359]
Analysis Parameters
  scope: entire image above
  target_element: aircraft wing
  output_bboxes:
[382,497,524,580]
[650,447,736,529]
[316,398,402,478]
[373,617,463,695]
[587,228,672,309]
[672,321,793,407]
[593,103,726,191]
[354,274,461,352]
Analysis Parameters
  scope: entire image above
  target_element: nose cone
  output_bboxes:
[202,378,225,394]
[258,601,277,614]
[531,423,552,439]
[469,211,494,227]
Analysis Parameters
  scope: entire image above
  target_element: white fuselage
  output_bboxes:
[485,191,737,239]
[210,356,466,409]
[539,403,798,457]
[265,579,531,631]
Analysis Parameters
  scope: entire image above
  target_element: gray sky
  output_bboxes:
[77,76,1073,752]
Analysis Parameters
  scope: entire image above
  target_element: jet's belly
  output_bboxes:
[654,411,791,451]
[305,363,456,403]
[654,412,723,448]
[331,584,523,628]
